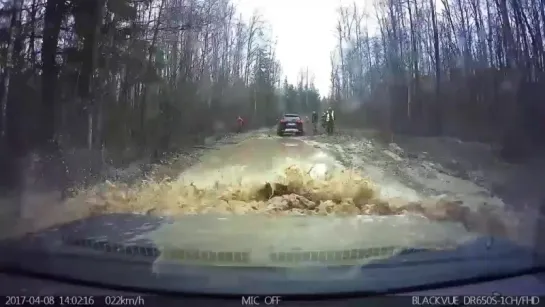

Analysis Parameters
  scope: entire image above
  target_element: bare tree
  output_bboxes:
[0,0,321,194]
[330,0,545,159]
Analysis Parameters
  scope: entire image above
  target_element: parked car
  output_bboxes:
[277,114,304,136]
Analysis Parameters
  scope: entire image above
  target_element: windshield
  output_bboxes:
[0,0,544,295]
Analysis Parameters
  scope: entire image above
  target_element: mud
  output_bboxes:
[3,130,518,244]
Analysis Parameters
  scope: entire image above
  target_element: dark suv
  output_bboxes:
[277,114,304,136]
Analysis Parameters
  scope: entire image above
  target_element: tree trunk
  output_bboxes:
[496,0,518,68]
[41,0,66,147]
[0,0,23,139]
[429,0,442,135]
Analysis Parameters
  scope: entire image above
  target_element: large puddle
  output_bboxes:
[9,137,514,241]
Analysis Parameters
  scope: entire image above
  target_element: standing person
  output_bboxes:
[237,115,244,133]
[311,111,318,133]
[321,111,327,129]
[325,107,335,134]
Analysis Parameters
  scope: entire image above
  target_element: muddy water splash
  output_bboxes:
[12,163,507,241]
[9,136,512,241]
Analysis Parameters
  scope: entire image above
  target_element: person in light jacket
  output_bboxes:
[325,107,335,134]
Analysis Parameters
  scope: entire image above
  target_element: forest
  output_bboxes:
[330,0,545,158]
[0,0,321,191]
[0,0,543,193]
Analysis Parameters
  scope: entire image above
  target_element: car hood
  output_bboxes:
[148,214,479,266]
[0,213,539,295]
[1,213,477,264]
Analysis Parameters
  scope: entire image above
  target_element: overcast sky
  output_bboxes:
[236,0,364,97]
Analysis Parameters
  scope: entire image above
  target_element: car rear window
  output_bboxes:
[283,115,300,120]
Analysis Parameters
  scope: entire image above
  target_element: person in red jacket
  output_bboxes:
[237,116,244,132]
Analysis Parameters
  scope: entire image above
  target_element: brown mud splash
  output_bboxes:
[69,166,508,235]
[8,165,511,241]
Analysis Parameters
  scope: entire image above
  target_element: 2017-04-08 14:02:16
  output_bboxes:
[5,296,92,306]
[4,295,146,306]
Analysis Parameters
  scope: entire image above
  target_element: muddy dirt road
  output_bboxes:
[178,134,341,188]
[2,127,544,254]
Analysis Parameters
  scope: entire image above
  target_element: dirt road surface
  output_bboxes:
[1,127,544,256]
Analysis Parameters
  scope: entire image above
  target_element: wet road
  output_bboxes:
[139,129,542,265]
[2,128,539,261]
[178,134,343,188]
[139,132,479,266]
